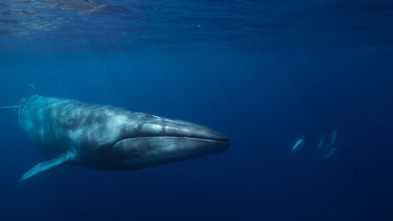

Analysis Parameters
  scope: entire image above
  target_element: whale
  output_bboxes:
[6,89,229,181]
[291,136,305,153]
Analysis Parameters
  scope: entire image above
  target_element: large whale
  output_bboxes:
[8,89,229,181]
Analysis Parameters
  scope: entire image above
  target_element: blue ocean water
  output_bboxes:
[1,1,393,220]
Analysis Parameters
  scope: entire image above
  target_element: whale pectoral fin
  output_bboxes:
[19,152,75,182]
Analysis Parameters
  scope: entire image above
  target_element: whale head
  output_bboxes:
[97,114,230,170]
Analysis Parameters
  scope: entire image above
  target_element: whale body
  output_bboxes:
[17,93,230,181]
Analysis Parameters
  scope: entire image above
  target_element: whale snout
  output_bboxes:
[110,117,230,170]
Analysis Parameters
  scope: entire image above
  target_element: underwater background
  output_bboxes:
[1,1,393,220]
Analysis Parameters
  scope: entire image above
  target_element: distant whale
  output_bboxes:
[319,129,338,158]
[291,129,338,158]
[291,136,305,153]
[3,88,230,181]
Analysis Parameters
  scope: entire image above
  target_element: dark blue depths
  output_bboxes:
[1,1,393,221]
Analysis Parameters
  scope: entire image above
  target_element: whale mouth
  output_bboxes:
[113,135,230,152]
[109,135,229,170]
[112,120,230,150]
[112,128,230,147]
[112,136,230,161]
[115,134,230,143]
